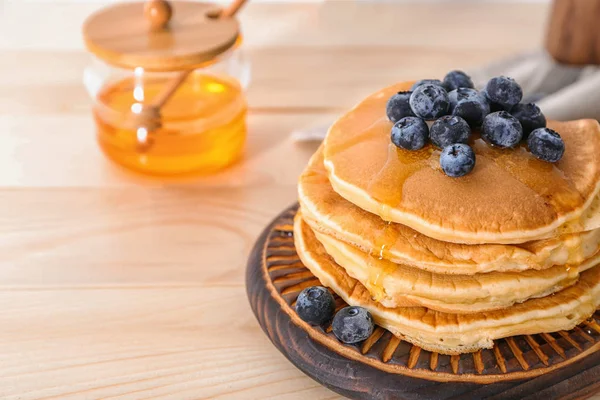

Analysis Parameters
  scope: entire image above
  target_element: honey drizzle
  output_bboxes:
[565,233,585,265]
[332,109,584,213]
[367,219,402,302]
[372,220,399,259]
[471,139,583,214]
[565,264,580,282]
[366,142,439,207]
[326,118,388,158]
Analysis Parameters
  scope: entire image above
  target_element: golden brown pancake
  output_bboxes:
[294,214,600,354]
[310,222,600,313]
[323,82,600,244]
[300,147,600,274]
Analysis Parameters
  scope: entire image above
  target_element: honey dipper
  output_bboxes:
[132,0,248,134]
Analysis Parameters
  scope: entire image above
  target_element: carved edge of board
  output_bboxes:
[246,204,600,399]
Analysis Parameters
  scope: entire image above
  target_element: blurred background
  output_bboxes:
[0,0,559,156]
[2,0,598,398]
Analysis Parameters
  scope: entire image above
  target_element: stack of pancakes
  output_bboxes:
[294,81,600,355]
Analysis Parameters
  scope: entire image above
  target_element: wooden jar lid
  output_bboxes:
[83,1,240,71]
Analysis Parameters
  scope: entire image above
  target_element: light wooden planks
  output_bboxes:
[0,113,324,187]
[0,184,307,286]
[0,2,549,51]
[0,288,339,399]
[0,46,529,114]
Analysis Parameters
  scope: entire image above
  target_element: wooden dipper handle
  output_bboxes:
[135,0,248,134]
[546,0,600,65]
[221,0,248,18]
[150,0,247,112]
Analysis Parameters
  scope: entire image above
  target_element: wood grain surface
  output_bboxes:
[3,1,595,399]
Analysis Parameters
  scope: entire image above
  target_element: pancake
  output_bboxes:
[323,82,600,244]
[561,192,600,234]
[294,214,600,354]
[311,223,600,313]
[300,147,600,274]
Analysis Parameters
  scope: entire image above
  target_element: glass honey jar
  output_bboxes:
[82,0,250,175]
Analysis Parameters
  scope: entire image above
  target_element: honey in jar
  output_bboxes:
[82,0,249,175]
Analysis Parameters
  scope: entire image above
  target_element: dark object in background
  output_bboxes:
[546,0,600,65]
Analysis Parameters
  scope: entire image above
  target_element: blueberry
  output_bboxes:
[448,88,490,127]
[481,89,507,112]
[440,144,476,177]
[332,306,374,344]
[409,84,450,120]
[448,87,480,108]
[296,286,335,325]
[527,128,565,162]
[391,117,429,150]
[454,100,491,128]
[510,103,546,138]
[411,79,444,91]
[443,70,474,91]
[484,76,523,109]
[386,91,414,123]
[481,111,523,148]
[430,115,471,148]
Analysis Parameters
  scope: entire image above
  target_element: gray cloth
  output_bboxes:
[471,51,600,122]
[292,52,600,142]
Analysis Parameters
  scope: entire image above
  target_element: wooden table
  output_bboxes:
[3,1,595,399]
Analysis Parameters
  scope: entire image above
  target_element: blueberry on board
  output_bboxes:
[510,103,546,138]
[409,84,450,120]
[440,143,476,177]
[484,76,523,109]
[295,286,336,325]
[386,91,414,123]
[448,88,490,127]
[430,115,471,148]
[527,128,565,162]
[391,117,429,150]
[411,79,444,91]
[443,70,474,91]
[481,111,523,148]
[332,306,374,344]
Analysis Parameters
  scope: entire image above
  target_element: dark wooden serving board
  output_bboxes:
[246,205,600,400]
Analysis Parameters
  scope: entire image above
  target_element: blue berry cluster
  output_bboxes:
[387,71,565,177]
[296,286,374,344]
